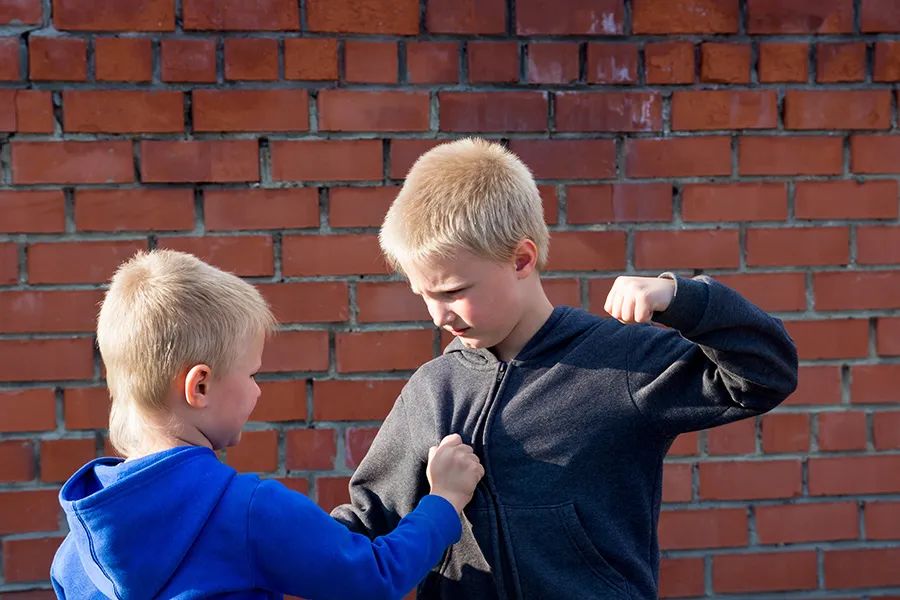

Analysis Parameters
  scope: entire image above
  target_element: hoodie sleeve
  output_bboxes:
[626,274,799,438]
[248,479,461,600]
[330,393,431,539]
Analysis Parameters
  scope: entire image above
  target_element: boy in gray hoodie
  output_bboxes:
[331,138,798,599]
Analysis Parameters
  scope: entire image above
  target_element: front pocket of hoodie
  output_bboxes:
[504,503,630,600]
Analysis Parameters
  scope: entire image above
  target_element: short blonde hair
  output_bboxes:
[380,138,549,271]
[97,250,275,456]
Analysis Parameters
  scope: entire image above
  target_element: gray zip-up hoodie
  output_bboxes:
[331,275,798,599]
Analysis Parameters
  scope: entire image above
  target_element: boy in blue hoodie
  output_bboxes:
[50,249,484,600]
[330,139,799,599]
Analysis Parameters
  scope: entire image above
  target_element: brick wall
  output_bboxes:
[1,0,899,597]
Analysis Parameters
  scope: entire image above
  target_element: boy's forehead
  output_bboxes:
[405,255,478,293]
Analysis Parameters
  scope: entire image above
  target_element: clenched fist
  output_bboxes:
[426,434,484,514]
[604,276,676,324]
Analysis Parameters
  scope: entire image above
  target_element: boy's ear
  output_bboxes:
[184,364,212,409]
[513,239,538,278]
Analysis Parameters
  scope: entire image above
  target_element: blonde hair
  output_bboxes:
[380,138,549,271]
[97,250,275,456]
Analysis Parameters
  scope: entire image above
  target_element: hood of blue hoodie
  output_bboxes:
[57,446,235,600]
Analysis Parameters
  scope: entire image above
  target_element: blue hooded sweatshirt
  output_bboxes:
[50,445,461,599]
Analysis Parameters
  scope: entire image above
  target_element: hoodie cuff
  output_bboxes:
[418,494,463,545]
[651,272,709,334]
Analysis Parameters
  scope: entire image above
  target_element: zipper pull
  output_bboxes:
[496,362,506,382]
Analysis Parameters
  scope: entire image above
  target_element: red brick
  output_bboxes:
[700,42,750,83]
[250,381,306,422]
[672,90,776,131]
[1,0,41,24]
[64,387,110,430]
[94,37,152,81]
[260,331,329,373]
[0,389,55,432]
[633,0,737,33]
[0,338,93,382]
[28,35,86,80]
[205,188,317,231]
[586,43,637,84]
[0,242,18,284]
[284,38,337,80]
[28,240,144,284]
[852,135,900,173]
[14,89,53,133]
[0,440,33,482]
[329,186,398,228]
[747,0,852,33]
[40,438,95,482]
[307,0,417,34]
[862,0,900,32]
[567,183,671,224]
[818,411,868,451]
[286,428,336,470]
[785,91,892,130]
[645,42,694,85]
[544,232,626,271]
[53,0,173,30]
[785,319,868,360]
[157,236,273,277]
[815,271,900,311]
[160,38,215,82]
[786,366,842,406]
[707,418,755,455]
[540,185,559,225]
[467,41,518,83]
[75,188,193,232]
[271,140,381,182]
[0,190,65,233]
[358,281,429,323]
[141,140,259,183]
[761,413,810,453]
[758,42,809,83]
[757,502,858,544]
[852,364,900,404]
[659,558,704,599]
[225,430,278,473]
[517,0,623,34]
[818,42,866,83]
[740,136,842,175]
[810,455,900,495]
[0,89,15,130]
[556,92,661,132]
[427,0,504,33]
[313,379,404,421]
[668,431,699,456]
[64,90,182,133]
[345,40,397,84]
[874,42,900,81]
[3,537,64,583]
[700,460,801,500]
[0,489,59,533]
[527,42,578,84]
[258,282,349,324]
[747,227,849,267]
[224,38,277,81]
[0,37,21,80]
[440,92,547,132]
[337,329,433,373]
[183,0,298,30]
[878,318,900,356]
[635,230,739,270]
[682,183,786,222]
[661,463,691,502]
[283,235,388,277]
[587,278,617,315]
[276,477,310,496]
[389,139,443,179]
[319,90,428,132]
[659,508,747,549]
[858,226,900,265]
[510,139,615,180]
[626,137,730,178]
[346,427,379,468]
[316,476,350,512]
[193,90,308,132]
[0,290,102,334]
[713,551,817,593]
[826,548,900,588]
[13,141,132,184]
[866,501,900,539]
[544,278,580,306]
[797,180,897,220]
[407,41,458,83]
[715,272,806,312]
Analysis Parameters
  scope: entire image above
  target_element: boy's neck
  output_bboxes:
[492,283,554,362]
[125,422,213,461]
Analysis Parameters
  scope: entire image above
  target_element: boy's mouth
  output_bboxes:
[448,326,470,336]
